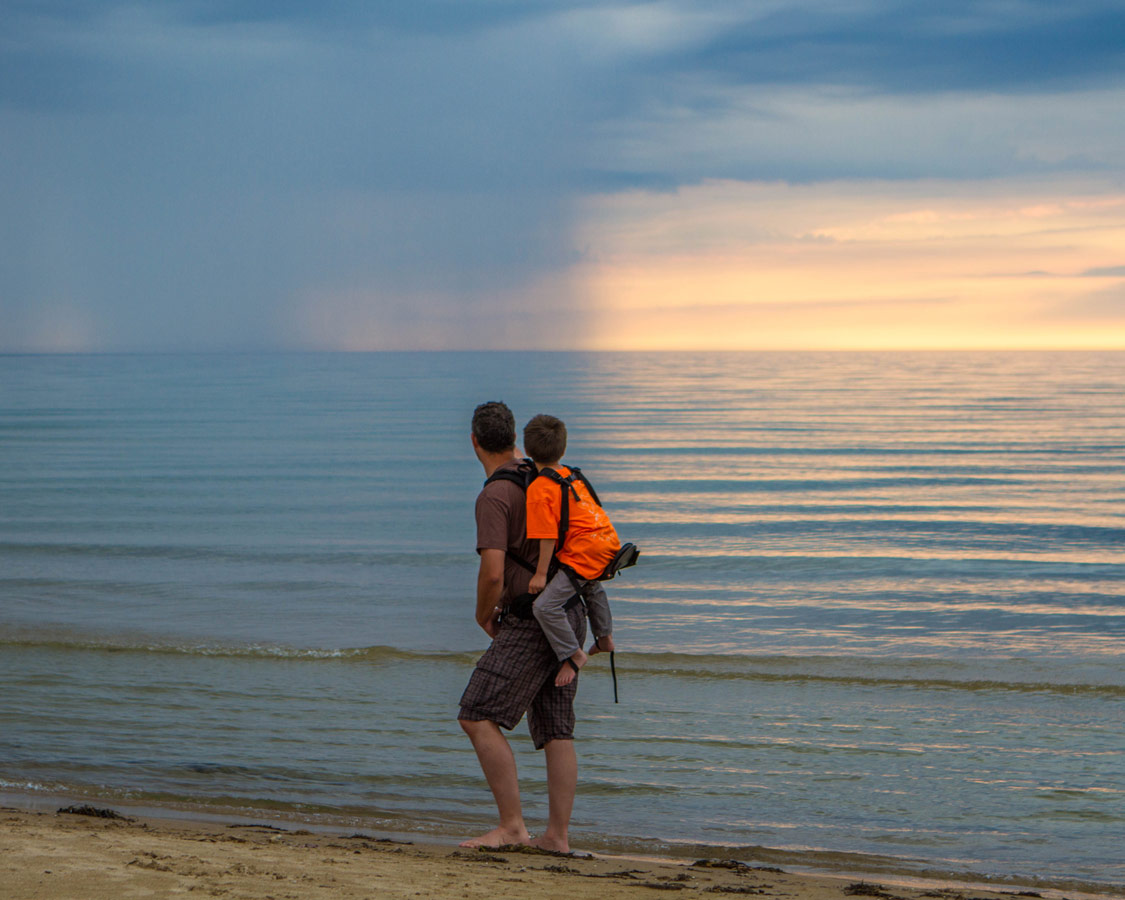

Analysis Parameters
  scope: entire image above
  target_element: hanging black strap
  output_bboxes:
[592,636,618,703]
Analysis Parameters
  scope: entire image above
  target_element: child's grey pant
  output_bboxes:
[532,569,613,661]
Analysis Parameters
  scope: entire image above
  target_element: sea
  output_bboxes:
[1,351,1122,893]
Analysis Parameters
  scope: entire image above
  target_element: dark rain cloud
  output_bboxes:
[174,0,554,34]
[1,0,592,348]
[677,0,1125,94]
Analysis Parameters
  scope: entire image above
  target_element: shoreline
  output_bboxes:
[2,792,1121,900]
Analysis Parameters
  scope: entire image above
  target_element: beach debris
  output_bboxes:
[56,805,133,821]
[694,859,751,869]
[227,823,287,831]
[345,833,413,845]
[918,893,996,900]
[588,869,645,880]
[706,887,770,895]
[629,882,688,890]
[541,864,582,874]
[693,859,785,874]
[843,882,904,899]
[449,850,508,864]
[493,843,594,859]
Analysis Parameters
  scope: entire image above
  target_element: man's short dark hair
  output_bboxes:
[523,414,567,463]
[472,401,516,453]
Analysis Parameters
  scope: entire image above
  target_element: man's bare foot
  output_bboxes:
[528,833,570,853]
[458,825,530,848]
[589,634,615,655]
[554,648,588,687]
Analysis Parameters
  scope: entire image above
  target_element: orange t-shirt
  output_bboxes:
[526,465,620,580]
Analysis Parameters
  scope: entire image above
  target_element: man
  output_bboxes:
[457,401,587,852]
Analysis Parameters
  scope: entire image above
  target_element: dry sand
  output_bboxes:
[0,805,1109,900]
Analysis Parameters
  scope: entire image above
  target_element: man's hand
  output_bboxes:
[529,572,546,594]
[482,609,500,638]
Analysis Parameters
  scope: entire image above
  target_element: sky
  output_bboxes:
[2,0,1125,351]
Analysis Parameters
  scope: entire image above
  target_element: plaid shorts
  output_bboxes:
[458,604,587,750]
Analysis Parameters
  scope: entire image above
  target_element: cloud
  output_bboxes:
[678,0,1125,94]
[2,0,1125,350]
[591,80,1125,186]
[571,2,1125,186]
[0,2,589,350]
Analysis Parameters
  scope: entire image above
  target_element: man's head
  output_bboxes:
[523,414,567,464]
[472,401,517,454]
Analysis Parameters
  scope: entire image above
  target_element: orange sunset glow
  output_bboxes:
[576,179,1125,350]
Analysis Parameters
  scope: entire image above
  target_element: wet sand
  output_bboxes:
[3,805,1113,900]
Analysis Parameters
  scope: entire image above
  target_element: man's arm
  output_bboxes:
[476,548,505,637]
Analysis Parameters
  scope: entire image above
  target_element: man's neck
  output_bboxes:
[480,449,520,480]
[533,460,562,473]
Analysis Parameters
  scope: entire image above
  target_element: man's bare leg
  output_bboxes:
[529,738,577,853]
[458,718,531,848]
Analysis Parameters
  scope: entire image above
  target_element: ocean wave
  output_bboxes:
[609,652,1125,697]
[0,632,478,666]
[611,476,1024,493]
[2,630,1119,696]
[626,553,1125,579]
[0,542,469,567]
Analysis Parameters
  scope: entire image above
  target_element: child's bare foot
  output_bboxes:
[589,634,615,655]
[555,648,588,687]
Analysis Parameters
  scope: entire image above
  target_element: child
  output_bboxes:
[523,414,618,687]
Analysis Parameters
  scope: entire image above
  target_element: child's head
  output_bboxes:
[472,401,516,453]
[523,414,567,464]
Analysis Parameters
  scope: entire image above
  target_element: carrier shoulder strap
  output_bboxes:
[568,466,602,507]
[482,458,539,574]
[483,458,537,490]
[535,465,604,548]
[482,460,603,574]
[506,552,536,574]
[535,466,575,548]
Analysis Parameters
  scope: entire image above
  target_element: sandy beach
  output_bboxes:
[3,804,1115,900]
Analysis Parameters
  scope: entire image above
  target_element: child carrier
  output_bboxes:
[485,458,639,702]
[485,459,640,582]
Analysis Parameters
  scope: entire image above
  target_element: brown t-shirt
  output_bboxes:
[475,459,538,606]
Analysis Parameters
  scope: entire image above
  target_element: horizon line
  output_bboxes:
[4,347,1125,356]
